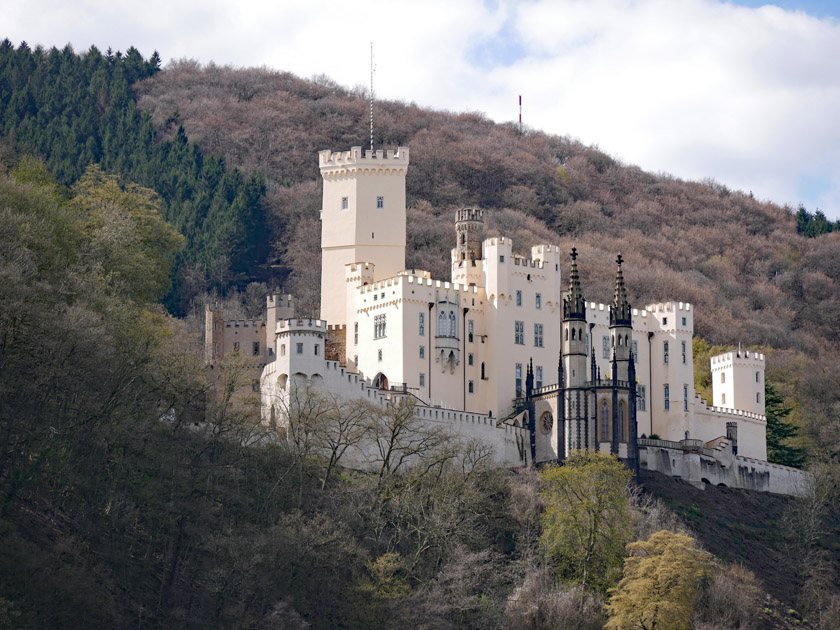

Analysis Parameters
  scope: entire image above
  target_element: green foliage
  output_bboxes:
[540,451,633,592]
[605,530,710,630]
[795,205,839,238]
[0,40,269,312]
[765,381,806,468]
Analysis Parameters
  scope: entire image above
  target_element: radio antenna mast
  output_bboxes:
[370,42,375,151]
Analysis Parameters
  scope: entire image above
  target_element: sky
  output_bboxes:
[5,0,840,219]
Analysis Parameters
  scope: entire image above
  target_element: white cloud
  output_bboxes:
[5,0,840,217]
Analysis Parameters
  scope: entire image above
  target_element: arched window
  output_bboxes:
[448,311,456,337]
[618,401,626,441]
[481,362,486,379]
[565,328,569,341]
[600,400,610,442]
[571,328,576,341]
[438,311,446,336]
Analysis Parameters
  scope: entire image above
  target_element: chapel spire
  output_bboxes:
[563,247,586,321]
[610,252,631,328]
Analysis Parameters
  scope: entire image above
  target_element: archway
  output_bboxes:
[373,372,389,390]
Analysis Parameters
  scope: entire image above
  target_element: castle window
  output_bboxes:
[420,373,425,387]
[756,392,760,403]
[632,340,638,359]
[420,345,425,359]
[535,366,543,388]
[534,323,544,347]
[314,344,320,356]
[253,341,260,356]
[233,342,240,353]
[755,371,760,383]
[268,347,273,357]
[664,385,670,411]
[536,293,541,309]
[468,380,474,394]
[516,290,522,306]
[684,385,688,411]
[514,321,525,345]
[481,362,486,379]
[376,196,384,209]
[602,336,609,359]
[500,255,505,263]
[449,312,456,337]
[722,393,726,405]
[600,400,610,441]
[438,312,446,336]
[681,341,686,364]
[354,322,358,345]
[468,353,474,366]
[682,317,687,326]
[515,363,523,396]
[341,196,348,210]
[637,385,646,411]
[572,328,576,341]
[721,372,725,384]
[296,343,303,355]
[468,319,474,343]
[663,341,669,364]
[281,344,286,357]
[419,313,425,337]
[378,349,383,362]
[663,317,668,326]
[374,314,387,339]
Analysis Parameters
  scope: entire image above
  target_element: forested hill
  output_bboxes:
[1,43,838,459]
[132,60,840,462]
[0,41,268,313]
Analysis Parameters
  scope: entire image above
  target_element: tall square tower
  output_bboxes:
[319,146,409,325]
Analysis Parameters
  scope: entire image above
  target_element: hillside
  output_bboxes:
[132,60,840,462]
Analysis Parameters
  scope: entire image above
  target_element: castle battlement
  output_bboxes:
[226,320,265,328]
[456,207,484,223]
[694,394,766,421]
[512,256,544,269]
[319,146,409,170]
[277,318,327,333]
[645,301,692,313]
[711,350,765,364]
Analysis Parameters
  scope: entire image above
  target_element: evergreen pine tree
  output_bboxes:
[765,381,806,468]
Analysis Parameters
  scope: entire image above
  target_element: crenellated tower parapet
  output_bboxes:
[319,146,409,176]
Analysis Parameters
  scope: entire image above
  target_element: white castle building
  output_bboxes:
[207,145,806,494]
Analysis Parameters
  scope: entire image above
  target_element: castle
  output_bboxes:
[207,145,807,495]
